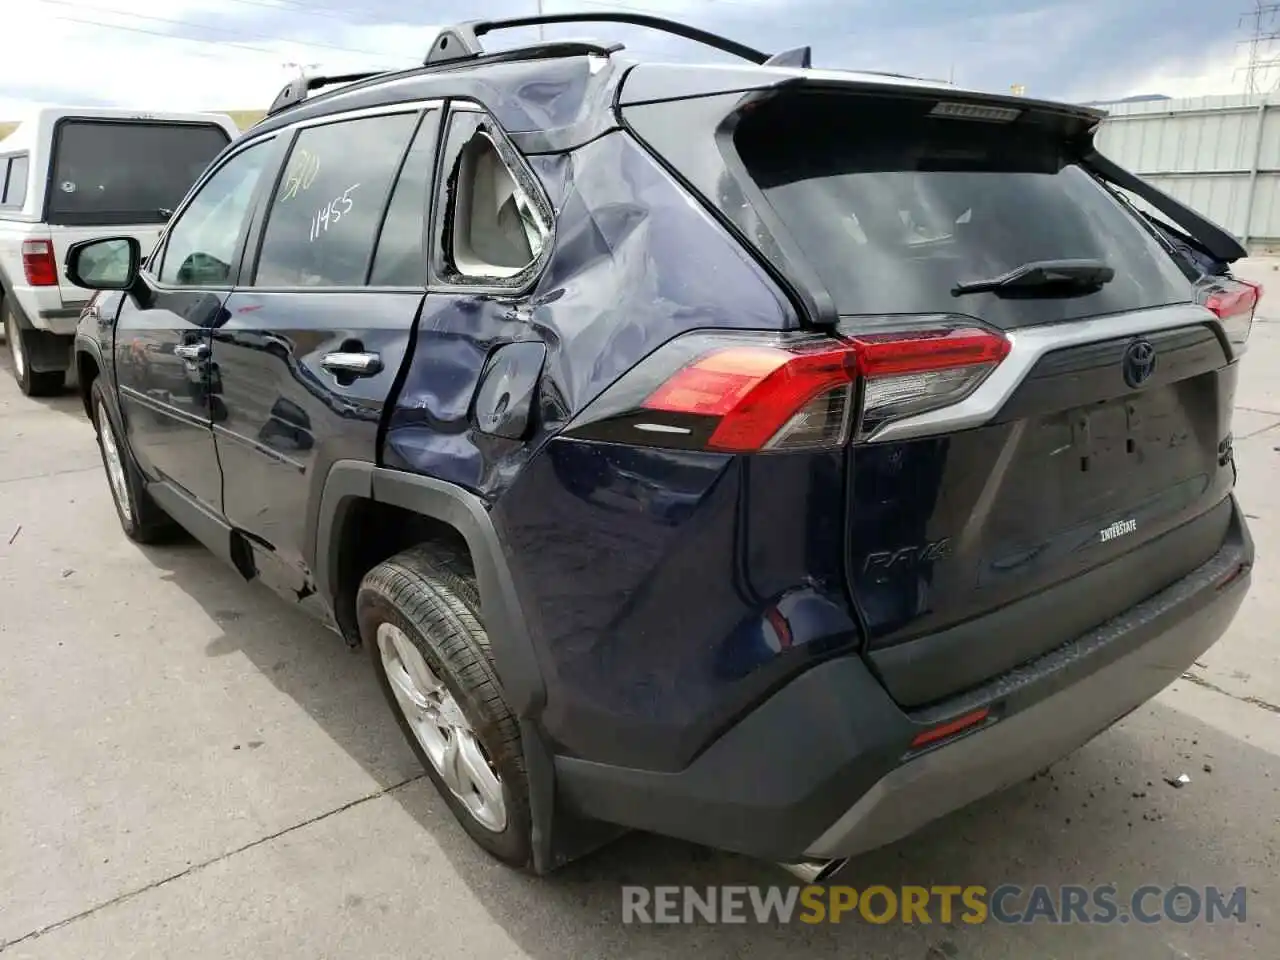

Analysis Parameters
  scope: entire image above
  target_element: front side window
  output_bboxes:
[158,139,274,287]
[47,121,229,226]
[254,112,419,288]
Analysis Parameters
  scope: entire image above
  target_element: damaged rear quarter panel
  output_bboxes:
[382,129,798,497]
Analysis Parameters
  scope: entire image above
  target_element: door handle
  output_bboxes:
[173,343,209,360]
[320,351,383,377]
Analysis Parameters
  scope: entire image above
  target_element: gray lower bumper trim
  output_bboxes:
[39,307,84,320]
[804,555,1248,859]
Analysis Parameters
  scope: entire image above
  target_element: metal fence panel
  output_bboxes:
[1092,94,1280,252]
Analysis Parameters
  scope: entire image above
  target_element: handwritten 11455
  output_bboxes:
[310,184,360,242]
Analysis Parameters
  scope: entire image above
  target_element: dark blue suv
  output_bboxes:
[65,14,1256,880]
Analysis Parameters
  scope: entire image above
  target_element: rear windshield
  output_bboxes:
[734,94,1192,326]
[47,120,230,226]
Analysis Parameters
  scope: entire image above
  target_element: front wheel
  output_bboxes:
[358,546,532,868]
[3,301,64,397]
[90,379,176,543]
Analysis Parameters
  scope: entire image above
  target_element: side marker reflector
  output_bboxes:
[910,706,991,749]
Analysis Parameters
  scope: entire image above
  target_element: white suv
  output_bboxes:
[0,107,238,395]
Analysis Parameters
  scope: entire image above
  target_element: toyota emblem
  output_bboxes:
[1122,338,1156,388]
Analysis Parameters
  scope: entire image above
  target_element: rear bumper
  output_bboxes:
[4,285,82,335]
[36,307,84,336]
[555,498,1252,863]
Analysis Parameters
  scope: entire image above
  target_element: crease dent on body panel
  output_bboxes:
[559,144,647,273]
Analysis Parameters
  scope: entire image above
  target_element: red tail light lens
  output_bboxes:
[645,343,857,451]
[566,323,1010,453]
[21,239,58,287]
[846,327,1011,376]
[1200,277,1261,351]
[846,327,1010,433]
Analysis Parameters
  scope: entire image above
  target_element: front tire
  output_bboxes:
[3,301,64,397]
[358,547,532,868]
[90,379,176,543]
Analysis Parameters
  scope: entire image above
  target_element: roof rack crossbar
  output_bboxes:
[269,15,789,117]
[464,12,770,65]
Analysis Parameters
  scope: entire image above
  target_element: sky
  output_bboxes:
[0,0,1262,121]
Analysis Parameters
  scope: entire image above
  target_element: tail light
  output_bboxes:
[564,322,1010,453]
[1200,277,1261,352]
[845,327,1010,436]
[21,239,58,287]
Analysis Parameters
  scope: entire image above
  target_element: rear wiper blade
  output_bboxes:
[951,259,1115,297]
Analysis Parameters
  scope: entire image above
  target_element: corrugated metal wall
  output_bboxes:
[1093,93,1280,253]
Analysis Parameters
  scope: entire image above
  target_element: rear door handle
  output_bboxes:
[320,351,383,377]
[173,343,209,360]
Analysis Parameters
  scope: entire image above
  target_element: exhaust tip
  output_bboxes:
[778,858,849,884]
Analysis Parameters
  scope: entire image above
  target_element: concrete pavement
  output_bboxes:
[1,270,1279,958]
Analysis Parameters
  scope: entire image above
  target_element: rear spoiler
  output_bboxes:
[1081,149,1247,264]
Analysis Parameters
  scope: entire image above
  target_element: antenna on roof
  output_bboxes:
[282,61,321,78]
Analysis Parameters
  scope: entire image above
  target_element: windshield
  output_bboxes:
[734,94,1193,327]
[47,120,230,227]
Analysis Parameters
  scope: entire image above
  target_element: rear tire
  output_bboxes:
[90,379,177,543]
[3,301,65,397]
[358,546,532,868]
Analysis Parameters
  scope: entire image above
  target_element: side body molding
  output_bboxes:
[370,467,547,718]
[312,460,546,715]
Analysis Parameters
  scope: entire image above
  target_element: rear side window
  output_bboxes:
[47,121,229,226]
[1,155,27,207]
[733,94,1192,326]
[369,111,440,287]
[434,110,550,286]
[451,132,546,277]
[254,112,419,288]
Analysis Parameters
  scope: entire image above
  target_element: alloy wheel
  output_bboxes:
[376,622,507,832]
[96,400,134,526]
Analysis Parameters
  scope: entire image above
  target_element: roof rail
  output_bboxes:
[425,12,770,66]
[264,40,626,120]
[267,71,391,116]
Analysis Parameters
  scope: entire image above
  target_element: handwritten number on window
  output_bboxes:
[280,149,321,202]
[309,183,360,242]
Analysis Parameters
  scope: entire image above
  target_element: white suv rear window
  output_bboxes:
[47,120,229,227]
